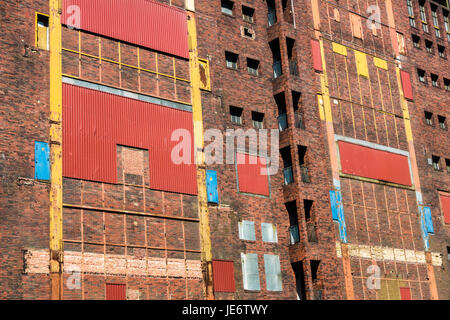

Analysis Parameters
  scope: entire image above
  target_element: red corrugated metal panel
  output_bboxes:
[212,260,235,292]
[399,287,411,300]
[310,39,323,72]
[400,70,414,100]
[62,84,197,195]
[106,283,126,300]
[236,153,269,196]
[62,0,189,59]
[440,194,450,224]
[338,141,412,186]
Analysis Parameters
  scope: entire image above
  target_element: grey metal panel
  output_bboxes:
[241,253,260,291]
[239,221,256,241]
[261,223,277,243]
[264,254,282,291]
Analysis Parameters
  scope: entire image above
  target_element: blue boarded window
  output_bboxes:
[35,141,50,181]
[206,170,218,204]
[424,206,434,234]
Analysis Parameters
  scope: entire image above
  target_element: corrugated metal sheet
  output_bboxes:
[62,83,197,195]
[310,39,323,71]
[236,153,269,196]
[35,141,50,181]
[106,283,126,300]
[400,70,414,100]
[440,194,450,224]
[212,260,235,293]
[62,0,189,59]
[339,141,412,186]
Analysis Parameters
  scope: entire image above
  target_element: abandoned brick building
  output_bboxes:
[0,0,448,300]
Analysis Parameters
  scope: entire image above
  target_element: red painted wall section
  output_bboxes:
[106,283,126,300]
[440,194,450,224]
[338,141,412,186]
[62,0,189,59]
[400,287,411,300]
[236,153,269,196]
[62,84,197,195]
[400,70,414,100]
[212,260,235,293]
[311,40,323,72]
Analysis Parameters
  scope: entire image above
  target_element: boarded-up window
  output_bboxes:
[239,221,256,241]
[106,283,126,300]
[310,39,323,71]
[264,254,282,291]
[241,253,260,291]
[261,223,278,243]
[212,260,235,292]
[400,70,414,100]
[350,13,363,39]
[440,194,450,224]
[400,287,411,300]
[397,32,406,55]
[236,152,270,196]
[36,13,49,50]
[354,50,368,77]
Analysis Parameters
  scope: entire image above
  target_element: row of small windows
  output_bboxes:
[407,0,450,42]
[238,221,278,243]
[225,51,260,75]
[430,155,450,172]
[424,111,447,129]
[417,68,450,89]
[230,106,265,129]
[412,34,447,57]
[221,0,255,23]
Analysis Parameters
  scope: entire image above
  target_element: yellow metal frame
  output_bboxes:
[35,12,49,49]
[49,0,63,300]
[187,11,214,300]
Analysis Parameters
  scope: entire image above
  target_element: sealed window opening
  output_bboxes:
[446,159,450,173]
[438,115,447,129]
[264,254,282,291]
[432,155,441,170]
[252,111,264,129]
[221,0,234,15]
[269,39,282,78]
[418,69,426,83]
[275,92,288,131]
[286,201,300,244]
[350,13,363,39]
[239,220,256,241]
[431,73,439,87]
[292,261,307,300]
[106,283,126,300]
[445,78,450,90]
[261,223,278,243]
[247,58,260,75]
[212,260,235,292]
[281,147,293,185]
[225,51,239,70]
[438,45,446,57]
[400,287,412,300]
[425,40,433,53]
[412,34,421,48]
[310,260,321,282]
[242,5,255,23]
[36,13,49,50]
[425,111,434,125]
[241,253,260,291]
[266,0,277,26]
[230,106,243,124]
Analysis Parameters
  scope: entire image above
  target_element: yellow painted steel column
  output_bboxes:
[49,0,63,300]
[186,9,214,300]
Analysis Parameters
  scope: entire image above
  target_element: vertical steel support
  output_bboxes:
[186,8,214,300]
[49,0,63,300]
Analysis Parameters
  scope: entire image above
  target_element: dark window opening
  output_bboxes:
[252,111,264,129]
[310,260,321,282]
[446,159,450,173]
[243,27,255,38]
[286,201,299,244]
[417,68,426,83]
[432,155,441,170]
[438,45,446,58]
[438,115,447,129]
[225,51,239,70]
[292,261,307,300]
[447,246,450,261]
[412,34,421,48]
[247,58,259,75]
[304,199,313,221]
[425,40,433,53]
[230,106,243,124]
[242,5,255,23]
[287,37,298,76]
[292,91,305,129]
[221,0,234,15]
[298,145,310,183]
[266,0,277,26]
[425,111,434,125]
[431,73,439,87]
[445,78,450,90]
[275,92,288,131]
[281,147,293,185]
[282,0,294,24]
[269,39,282,78]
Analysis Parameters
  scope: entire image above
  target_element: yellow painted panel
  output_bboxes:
[332,42,347,56]
[374,57,388,70]
[317,94,325,121]
[355,50,368,77]
[37,25,48,50]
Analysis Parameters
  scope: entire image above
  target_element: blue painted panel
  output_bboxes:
[329,190,339,221]
[35,141,50,181]
[418,206,430,250]
[206,170,218,204]
[424,206,434,234]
